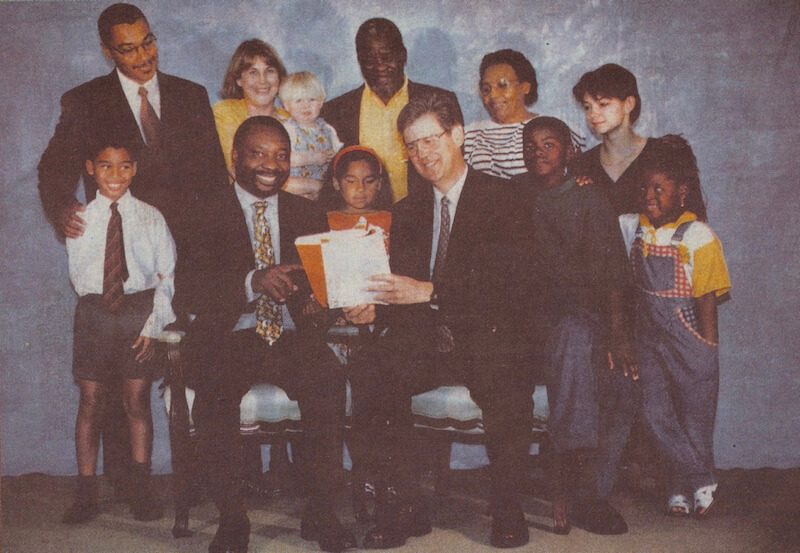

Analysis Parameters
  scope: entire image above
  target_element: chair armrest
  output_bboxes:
[158,330,186,388]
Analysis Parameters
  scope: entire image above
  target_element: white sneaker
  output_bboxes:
[667,494,691,516]
[694,484,717,517]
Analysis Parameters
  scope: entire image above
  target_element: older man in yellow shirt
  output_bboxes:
[322,17,461,202]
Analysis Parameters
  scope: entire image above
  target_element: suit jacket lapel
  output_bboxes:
[106,70,146,148]
[277,192,292,263]
[157,71,173,128]
[351,85,364,146]
[222,187,254,272]
[277,191,304,265]
[415,190,435,280]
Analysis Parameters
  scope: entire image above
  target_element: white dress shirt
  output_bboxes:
[430,166,468,278]
[66,190,176,338]
[117,68,161,142]
[233,183,295,332]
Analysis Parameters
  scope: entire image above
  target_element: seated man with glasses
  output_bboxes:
[38,1,227,509]
[348,90,537,549]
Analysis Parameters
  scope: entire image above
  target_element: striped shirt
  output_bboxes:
[463,117,535,179]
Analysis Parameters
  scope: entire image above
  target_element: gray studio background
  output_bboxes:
[1,0,798,476]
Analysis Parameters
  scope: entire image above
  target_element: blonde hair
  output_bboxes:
[279,71,326,105]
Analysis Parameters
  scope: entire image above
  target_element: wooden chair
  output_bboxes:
[410,384,550,495]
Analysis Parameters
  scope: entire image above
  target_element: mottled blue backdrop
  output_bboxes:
[1,0,798,475]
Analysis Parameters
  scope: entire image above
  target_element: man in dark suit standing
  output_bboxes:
[38,2,227,244]
[320,18,461,203]
[37,2,227,506]
[176,116,357,553]
[350,91,535,549]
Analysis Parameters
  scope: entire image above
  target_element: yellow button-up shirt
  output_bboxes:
[359,79,410,202]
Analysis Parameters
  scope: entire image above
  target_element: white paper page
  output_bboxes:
[321,229,390,308]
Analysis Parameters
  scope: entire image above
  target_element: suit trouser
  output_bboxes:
[350,332,533,503]
[543,309,640,502]
[192,330,346,519]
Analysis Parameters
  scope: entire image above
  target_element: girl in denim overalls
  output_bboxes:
[619,136,731,518]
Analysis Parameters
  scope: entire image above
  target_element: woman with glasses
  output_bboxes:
[213,39,288,179]
[463,49,540,180]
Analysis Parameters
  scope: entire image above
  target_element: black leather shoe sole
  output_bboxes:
[362,527,407,549]
[208,515,250,553]
[300,518,357,552]
[570,501,628,535]
[490,512,530,548]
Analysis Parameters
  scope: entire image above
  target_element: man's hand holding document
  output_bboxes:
[295,225,390,309]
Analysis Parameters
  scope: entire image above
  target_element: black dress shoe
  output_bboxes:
[300,510,357,553]
[490,503,530,548]
[63,475,100,524]
[570,500,628,535]
[62,500,100,524]
[209,513,250,553]
[363,496,432,549]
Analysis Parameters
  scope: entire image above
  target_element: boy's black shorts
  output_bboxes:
[72,289,161,382]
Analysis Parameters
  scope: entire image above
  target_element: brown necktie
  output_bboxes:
[138,86,160,148]
[103,202,129,312]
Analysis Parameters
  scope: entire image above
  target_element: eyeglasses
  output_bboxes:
[109,34,157,57]
[405,130,447,155]
[479,78,519,97]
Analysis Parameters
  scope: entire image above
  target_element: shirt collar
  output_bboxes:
[235,182,278,211]
[116,67,158,96]
[433,166,468,209]
[95,190,132,208]
[639,210,698,229]
[363,77,409,107]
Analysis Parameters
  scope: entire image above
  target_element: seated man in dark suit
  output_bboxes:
[38,1,227,505]
[349,91,535,549]
[176,116,357,553]
[320,18,461,203]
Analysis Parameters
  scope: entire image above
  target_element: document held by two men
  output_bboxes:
[295,225,390,309]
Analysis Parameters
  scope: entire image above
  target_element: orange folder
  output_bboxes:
[327,210,391,236]
[296,237,330,307]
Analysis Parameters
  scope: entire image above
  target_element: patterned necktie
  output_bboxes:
[253,201,283,345]
[138,86,160,148]
[432,196,454,353]
[102,202,129,312]
[432,196,451,283]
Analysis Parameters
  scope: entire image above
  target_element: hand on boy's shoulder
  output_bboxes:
[59,201,86,239]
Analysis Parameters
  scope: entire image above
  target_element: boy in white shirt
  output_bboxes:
[63,140,176,524]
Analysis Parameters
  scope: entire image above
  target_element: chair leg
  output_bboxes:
[245,439,291,498]
[167,383,195,538]
[431,439,453,497]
